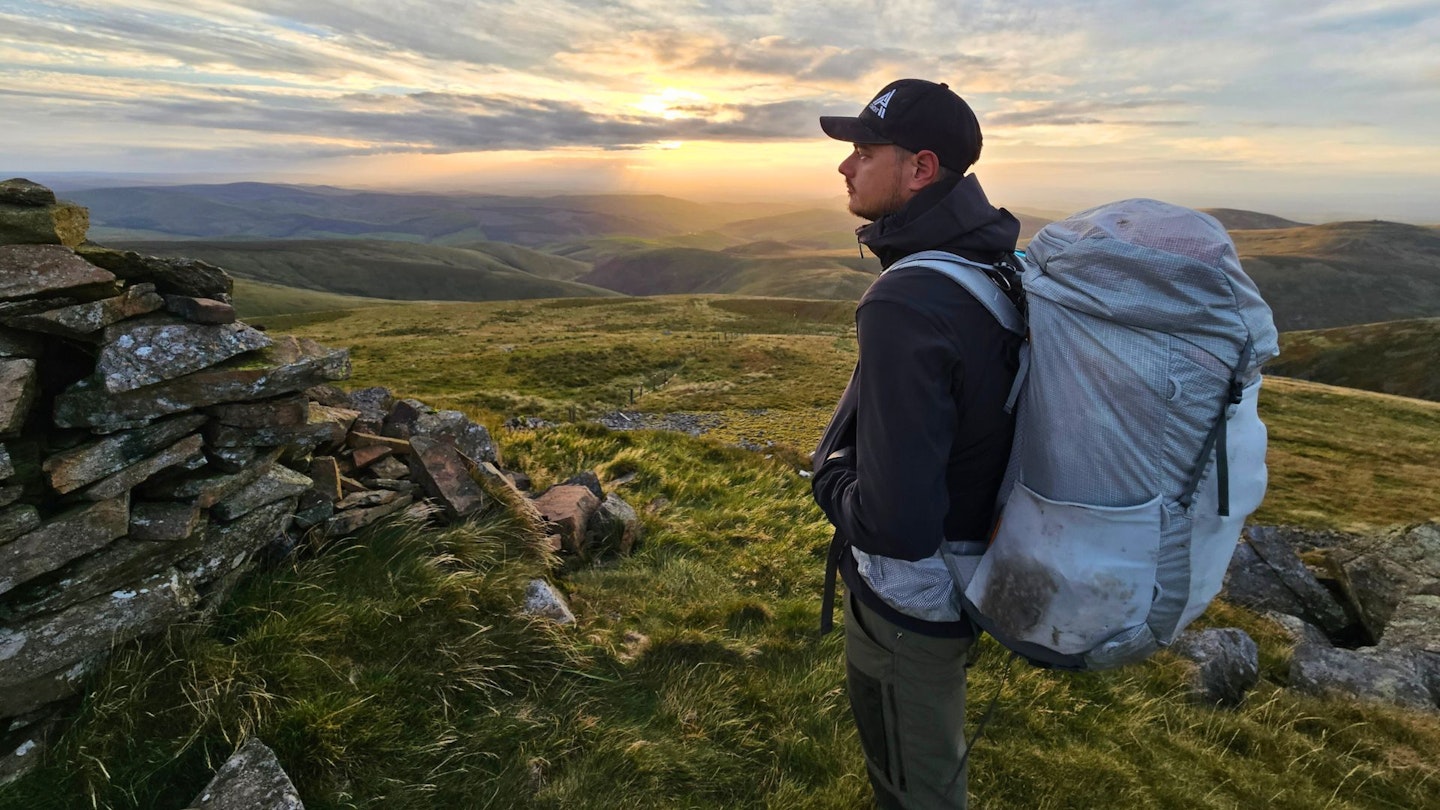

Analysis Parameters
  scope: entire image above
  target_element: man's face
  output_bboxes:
[838,143,910,222]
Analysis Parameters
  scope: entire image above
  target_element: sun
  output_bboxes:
[634,88,708,121]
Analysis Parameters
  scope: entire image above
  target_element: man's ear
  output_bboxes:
[906,150,942,190]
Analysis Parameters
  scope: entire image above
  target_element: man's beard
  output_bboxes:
[847,184,907,222]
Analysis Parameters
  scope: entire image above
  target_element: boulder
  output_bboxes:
[1289,643,1435,712]
[0,442,10,479]
[208,446,260,474]
[1377,594,1440,654]
[212,465,312,522]
[531,485,601,555]
[74,247,232,299]
[1322,522,1440,644]
[585,492,641,556]
[412,410,497,465]
[1170,628,1260,707]
[307,404,360,444]
[521,579,575,625]
[1,282,164,340]
[0,485,21,509]
[335,489,403,511]
[97,315,272,393]
[407,436,486,520]
[1222,526,1351,636]
[163,295,236,325]
[0,179,56,207]
[562,470,603,499]
[185,738,304,810]
[0,245,114,301]
[303,383,350,408]
[54,336,350,429]
[0,494,129,597]
[1263,611,1332,650]
[291,490,334,530]
[78,433,206,501]
[0,567,197,689]
[0,202,89,247]
[43,413,207,494]
[0,359,37,435]
[381,398,430,438]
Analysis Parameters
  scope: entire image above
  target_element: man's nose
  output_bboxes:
[838,154,856,177]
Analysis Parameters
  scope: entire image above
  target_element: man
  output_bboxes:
[811,79,1022,809]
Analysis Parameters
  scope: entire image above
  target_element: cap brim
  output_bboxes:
[819,116,890,144]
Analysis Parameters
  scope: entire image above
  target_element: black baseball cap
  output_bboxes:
[820,79,983,172]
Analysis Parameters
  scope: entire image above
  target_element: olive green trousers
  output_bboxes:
[845,590,974,810]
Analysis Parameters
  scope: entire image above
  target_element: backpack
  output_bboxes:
[886,198,1279,671]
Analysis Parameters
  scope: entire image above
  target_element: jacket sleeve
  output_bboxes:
[811,298,959,562]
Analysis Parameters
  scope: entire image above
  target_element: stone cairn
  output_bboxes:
[0,179,639,791]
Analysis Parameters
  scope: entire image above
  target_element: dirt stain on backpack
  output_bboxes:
[977,557,1060,635]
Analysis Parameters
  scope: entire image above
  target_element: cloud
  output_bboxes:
[987,98,1194,128]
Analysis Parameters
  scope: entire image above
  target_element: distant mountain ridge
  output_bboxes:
[1270,318,1440,403]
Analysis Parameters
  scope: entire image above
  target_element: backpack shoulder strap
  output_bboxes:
[884,250,1026,336]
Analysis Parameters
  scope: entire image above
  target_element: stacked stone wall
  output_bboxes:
[0,179,637,787]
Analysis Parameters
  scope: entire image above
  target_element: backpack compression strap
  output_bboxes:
[1180,336,1255,517]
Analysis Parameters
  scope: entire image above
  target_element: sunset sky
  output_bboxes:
[2,0,1438,220]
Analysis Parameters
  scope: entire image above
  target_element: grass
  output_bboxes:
[1270,318,1440,403]
[5,294,1440,808]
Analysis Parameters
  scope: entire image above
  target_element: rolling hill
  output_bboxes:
[1269,317,1440,402]
[112,239,618,302]
[1201,208,1309,230]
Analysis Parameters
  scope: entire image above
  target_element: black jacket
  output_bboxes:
[812,173,1022,637]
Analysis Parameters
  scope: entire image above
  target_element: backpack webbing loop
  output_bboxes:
[1181,336,1254,516]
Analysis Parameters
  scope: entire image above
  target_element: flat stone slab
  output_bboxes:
[1,283,163,340]
[79,433,206,501]
[324,494,413,538]
[307,456,342,502]
[98,316,273,393]
[0,567,197,689]
[1378,594,1440,653]
[0,358,37,435]
[213,465,312,522]
[335,488,403,511]
[54,336,350,429]
[164,294,236,325]
[0,245,114,301]
[0,535,201,623]
[0,504,40,543]
[43,413,207,494]
[0,202,89,248]
[207,394,309,429]
[0,327,42,358]
[0,654,102,722]
[140,449,281,508]
[1238,525,1351,636]
[0,442,10,479]
[0,485,22,509]
[368,455,409,480]
[350,443,392,470]
[0,494,129,597]
[130,500,206,541]
[408,436,486,520]
[180,498,295,587]
[204,421,338,450]
[186,738,304,810]
[74,247,233,299]
[0,706,67,786]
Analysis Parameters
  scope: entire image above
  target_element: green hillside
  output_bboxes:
[1235,221,1440,330]
[577,248,876,299]
[1201,208,1309,230]
[231,278,398,317]
[1270,317,1440,402]
[7,295,1439,809]
[112,239,619,302]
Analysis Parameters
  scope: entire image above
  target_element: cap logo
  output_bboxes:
[868,89,896,119]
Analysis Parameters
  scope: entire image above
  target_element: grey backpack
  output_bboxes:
[888,199,1279,670]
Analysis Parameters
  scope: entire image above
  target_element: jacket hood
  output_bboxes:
[857,173,1021,268]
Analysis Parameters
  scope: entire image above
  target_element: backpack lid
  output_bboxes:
[1024,199,1279,375]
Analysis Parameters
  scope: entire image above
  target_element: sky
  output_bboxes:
[2,0,1438,221]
